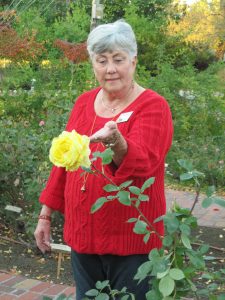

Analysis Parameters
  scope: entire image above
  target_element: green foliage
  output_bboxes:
[52,5,90,43]
[84,279,135,300]
[147,62,225,187]
[102,0,130,22]
[90,158,225,299]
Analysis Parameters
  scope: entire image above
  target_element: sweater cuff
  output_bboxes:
[39,189,65,214]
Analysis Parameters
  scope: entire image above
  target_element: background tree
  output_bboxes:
[168,0,225,69]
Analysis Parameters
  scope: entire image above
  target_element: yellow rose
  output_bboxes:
[49,130,91,171]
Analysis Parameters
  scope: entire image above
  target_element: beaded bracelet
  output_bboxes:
[38,215,51,222]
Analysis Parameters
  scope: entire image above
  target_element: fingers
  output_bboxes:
[90,121,119,144]
[34,221,51,254]
[104,121,117,130]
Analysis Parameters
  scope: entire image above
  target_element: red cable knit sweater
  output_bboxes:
[39,87,173,255]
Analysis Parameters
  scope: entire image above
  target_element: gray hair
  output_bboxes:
[87,20,137,59]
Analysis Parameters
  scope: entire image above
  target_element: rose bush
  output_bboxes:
[49,130,91,171]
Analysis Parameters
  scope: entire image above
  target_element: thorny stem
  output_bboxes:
[91,164,116,186]
[131,202,163,241]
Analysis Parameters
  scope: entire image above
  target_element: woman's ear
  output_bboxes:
[132,56,137,67]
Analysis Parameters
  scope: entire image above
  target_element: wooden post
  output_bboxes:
[50,243,71,278]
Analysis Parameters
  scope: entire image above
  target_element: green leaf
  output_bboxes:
[178,159,193,171]
[169,268,185,280]
[103,184,119,192]
[127,218,138,223]
[188,253,205,269]
[141,177,155,192]
[163,235,173,247]
[81,166,93,173]
[179,224,191,235]
[107,195,117,200]
[93,148,114,165]
[138,194,149,201]
[134,261,152,281]
[96,293,109,300]
[192,170,205,177]
[133,220,148,234]
[214,197,225,207]
[121,296,129,300]
[129,186,141,195]
[159,275,175,297]
[199,244,209,255]
[157,268,169,279]
[206,185,216,197]
[85,289,99,296]
[164,213,179,234]
[91,197,107,213]
[146,290,161,300]
[181,233,192,249]
[180,172,193,181]
[154,215,165,223]
[102,148,114,164]
[143,232,151,244]
[117,191,131,206]
[119,180,133,189]
[96,280,109,290]
[202,197,213,208]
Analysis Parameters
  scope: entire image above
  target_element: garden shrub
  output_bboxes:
[147,62,225,187]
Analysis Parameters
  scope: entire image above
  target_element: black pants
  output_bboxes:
[71,250,150,300]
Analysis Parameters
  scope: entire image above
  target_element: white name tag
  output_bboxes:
[116,111,133,123]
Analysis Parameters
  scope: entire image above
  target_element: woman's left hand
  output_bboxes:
[90,121,120,147]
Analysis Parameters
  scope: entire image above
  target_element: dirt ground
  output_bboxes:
[0,215,224,289]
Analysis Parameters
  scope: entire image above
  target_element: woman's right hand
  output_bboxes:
[34,219,51,253]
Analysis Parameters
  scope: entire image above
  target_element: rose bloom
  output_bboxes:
[39,120,45,126]
[49,130,91,171]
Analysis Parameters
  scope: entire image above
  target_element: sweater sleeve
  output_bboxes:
[104,95,173,184]
[39,166,66,213]
[39,94,87,212]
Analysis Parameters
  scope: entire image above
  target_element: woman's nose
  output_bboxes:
[106,62,116,73]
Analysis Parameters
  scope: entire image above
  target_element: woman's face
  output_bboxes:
[92,50,137,95]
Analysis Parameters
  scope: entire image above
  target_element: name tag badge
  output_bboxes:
[116,111,133,123]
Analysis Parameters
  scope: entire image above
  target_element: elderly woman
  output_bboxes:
[34,20,173,299]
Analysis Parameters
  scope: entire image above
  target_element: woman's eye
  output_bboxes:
[97,59,106,64]
[115,58,123,63]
